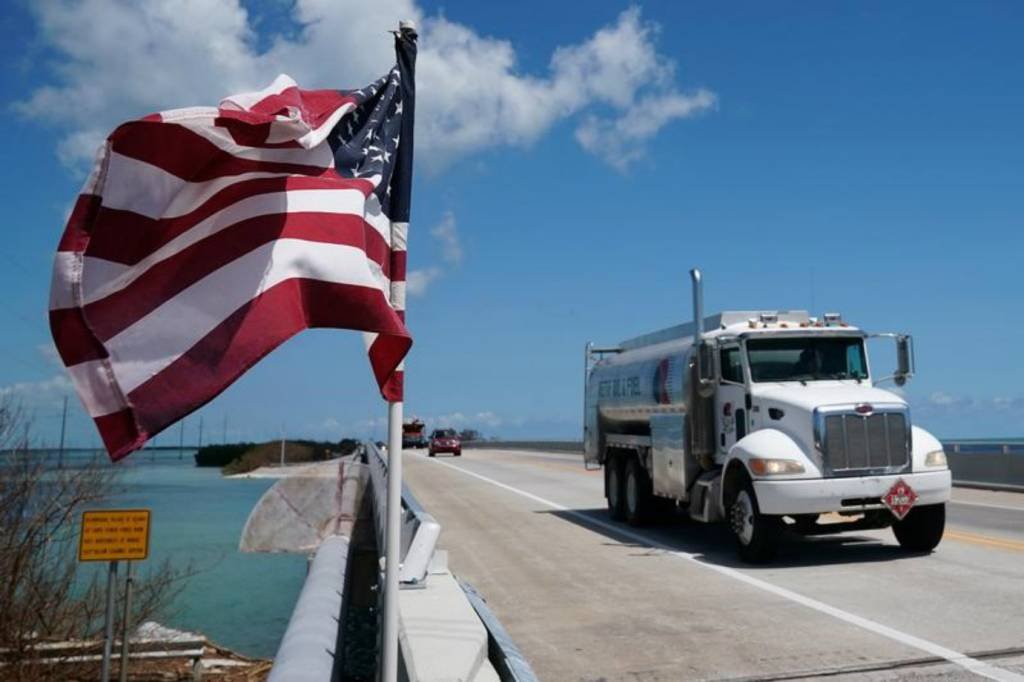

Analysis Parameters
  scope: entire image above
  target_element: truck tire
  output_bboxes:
[729,479,781,563]
[624,456,654,526]
[606,454,626,521]
[892,503,945,552]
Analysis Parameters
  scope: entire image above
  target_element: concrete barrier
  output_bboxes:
[463,440,583,453]
[365,442,534,681]
[253,446,536,681]
[399,564,499,682]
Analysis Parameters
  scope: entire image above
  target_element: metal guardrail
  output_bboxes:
[462,440,584,453]
[943,441,1024,491]
[365,441,441,585]
[462,439,1024,491]
[460,581,540,682]
[944,441,1024,455]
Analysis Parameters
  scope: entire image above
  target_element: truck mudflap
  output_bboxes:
[752,470,951,516]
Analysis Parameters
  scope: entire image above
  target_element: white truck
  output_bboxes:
[584,269,951,562]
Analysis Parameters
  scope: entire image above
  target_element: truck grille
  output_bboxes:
[819,409,910,476]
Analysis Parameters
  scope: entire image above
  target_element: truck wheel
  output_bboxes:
[892,504,945,552]
[729,480,781,563]
[606,454,626,521]
[624,456,654,526]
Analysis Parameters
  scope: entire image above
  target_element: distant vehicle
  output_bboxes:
[585,268,951,563]
[428,429,462,457]
[402,419,428,449]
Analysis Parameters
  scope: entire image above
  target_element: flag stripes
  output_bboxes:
[50,72,412,460]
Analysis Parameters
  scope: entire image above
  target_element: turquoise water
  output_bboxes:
[70,451,307,658]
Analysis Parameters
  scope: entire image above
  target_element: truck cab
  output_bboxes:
[585,271,951,562]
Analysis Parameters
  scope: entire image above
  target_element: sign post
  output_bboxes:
[101,561,118,682]
[119,561,134,682]
[79,509,151,681]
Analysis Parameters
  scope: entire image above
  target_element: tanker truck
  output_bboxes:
[584,269,951,562]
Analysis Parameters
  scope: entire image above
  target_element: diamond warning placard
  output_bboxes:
[882,479,918,521]
[79,509,151,562]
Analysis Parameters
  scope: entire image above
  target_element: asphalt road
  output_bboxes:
[402,448,1024,682]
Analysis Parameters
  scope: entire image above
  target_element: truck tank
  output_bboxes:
[584,315,720,465]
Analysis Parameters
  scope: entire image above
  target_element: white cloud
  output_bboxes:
[18,2,713,172]
[928,391,958,407]
[405,211,462,296]
[406,266,441,297]
[430,211,462,266]
[0,374,73,401]
[575,89,716,171]
[915,391,1024,416]
[37,342,63,367]
[992,396,1024,411]
[427,411,503,429]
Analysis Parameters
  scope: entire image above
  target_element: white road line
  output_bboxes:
[950,499,1024,513]
[420,454,1024,682]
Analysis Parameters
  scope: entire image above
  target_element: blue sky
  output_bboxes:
[2,1,1022,448]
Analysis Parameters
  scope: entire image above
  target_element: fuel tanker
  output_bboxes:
[584,269,951,562]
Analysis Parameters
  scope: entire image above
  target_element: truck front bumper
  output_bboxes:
[753,469,952,516]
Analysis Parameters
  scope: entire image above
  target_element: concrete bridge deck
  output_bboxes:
[402,447,1024,681]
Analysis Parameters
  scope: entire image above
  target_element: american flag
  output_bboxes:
[49,28,418,461]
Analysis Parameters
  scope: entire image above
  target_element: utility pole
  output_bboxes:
[178,419,185,460]
[279,423,286,467]
[57,395,68,469]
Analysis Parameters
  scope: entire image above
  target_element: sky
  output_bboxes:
[1,0,1023,448]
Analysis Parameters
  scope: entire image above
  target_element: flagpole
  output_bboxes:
[382,21,416,682]
[382,399,403,682]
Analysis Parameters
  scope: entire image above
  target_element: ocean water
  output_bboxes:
[68,451,308,658]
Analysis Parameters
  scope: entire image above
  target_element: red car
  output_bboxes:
[428,429,462,457]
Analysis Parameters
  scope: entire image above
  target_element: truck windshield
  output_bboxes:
[746,337,868,382]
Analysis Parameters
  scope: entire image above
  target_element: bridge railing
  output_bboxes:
[268,535,350,682]
[943,441,1024,491]
[365,441,441,585]
[465,439,1024,492]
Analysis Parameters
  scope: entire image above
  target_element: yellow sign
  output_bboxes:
[79,509,151,562]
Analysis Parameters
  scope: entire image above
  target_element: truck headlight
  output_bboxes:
[749,458,805,476]
[924,450,947,468]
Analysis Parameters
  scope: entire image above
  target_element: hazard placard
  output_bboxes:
[882,479,918,520]
[79,509,151,562]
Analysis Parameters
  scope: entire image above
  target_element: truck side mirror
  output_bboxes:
[894,335,914,386]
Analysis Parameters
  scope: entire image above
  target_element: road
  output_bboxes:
[402,448,1024,682]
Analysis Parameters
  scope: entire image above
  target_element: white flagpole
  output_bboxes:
[382,399,403,681]
[382,21,416,681]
